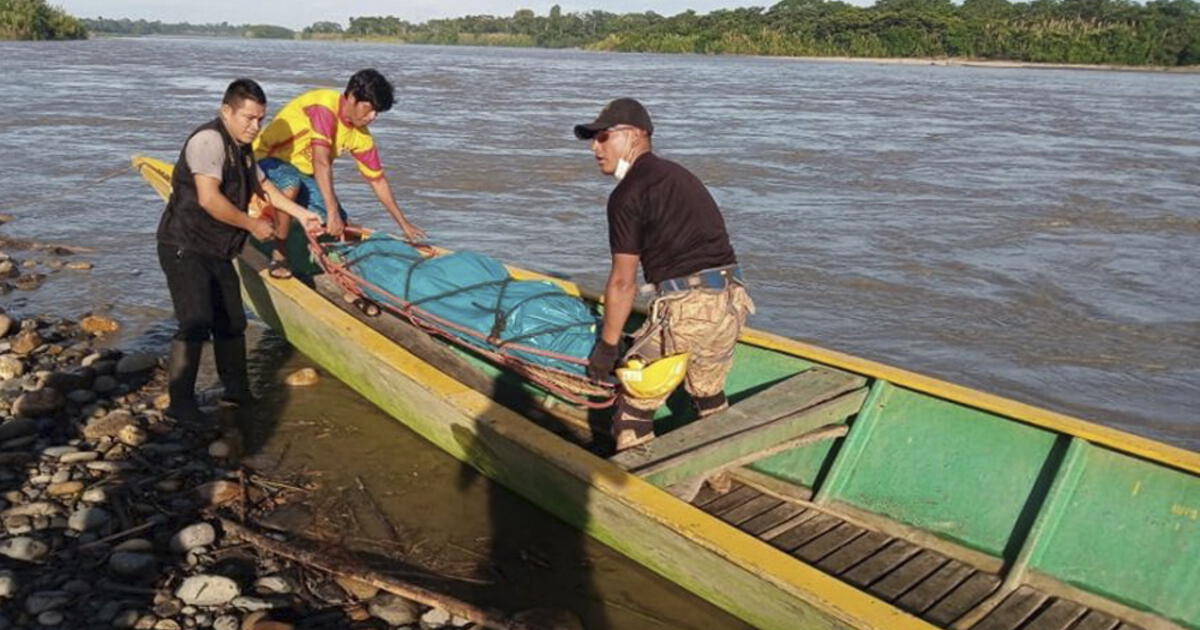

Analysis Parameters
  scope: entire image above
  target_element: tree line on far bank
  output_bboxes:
[338,0,1200,66]
[0,0,86,39]
[82,17,294,39]
[13,0,1199,67]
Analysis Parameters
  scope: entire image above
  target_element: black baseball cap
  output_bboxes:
[574,98,654,140]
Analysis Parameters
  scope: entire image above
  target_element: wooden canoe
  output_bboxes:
[134,155,1199,630]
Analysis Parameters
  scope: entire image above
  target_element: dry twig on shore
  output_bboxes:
[218,517,513,629]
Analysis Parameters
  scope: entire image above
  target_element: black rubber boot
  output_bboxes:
[213,336,254,406]
[165,339,206,424]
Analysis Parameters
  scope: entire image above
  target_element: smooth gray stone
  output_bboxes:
[230,595,274,611]
[0,417,37,441]
[175,575,239,606]
[68,506,111,531]
[24,590,70,614]
[0,570,17,598]
[115,354,157,375]
[60,450,99,464]
[369,592,421,626]
[11,389,64,418]
[36,610,64,626]
[108,551,156,577]
[169,522,215,554]
[41,445,77,458]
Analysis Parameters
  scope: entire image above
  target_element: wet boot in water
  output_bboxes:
[213,335,255,406]
[165,339,207,424]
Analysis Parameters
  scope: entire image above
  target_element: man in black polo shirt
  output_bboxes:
[576,98,754,451]
[157,78,321,423]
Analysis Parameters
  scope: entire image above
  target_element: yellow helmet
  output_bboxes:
[616,353,690,399]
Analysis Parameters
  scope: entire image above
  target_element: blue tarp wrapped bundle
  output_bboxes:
[331,235,598,376]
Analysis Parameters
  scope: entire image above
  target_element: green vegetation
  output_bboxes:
[243,24,294,39]
[82,18,293,39]
[335,0,1200,66]
[0,0,87,40]
[59,0,1200,65]
[301,21,343,38]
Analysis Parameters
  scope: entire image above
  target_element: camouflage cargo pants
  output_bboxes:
[612,283,755,448]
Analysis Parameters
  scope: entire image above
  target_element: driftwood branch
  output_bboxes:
[75,519,162,552]
[355,475,401,541]
[219,518,512,630]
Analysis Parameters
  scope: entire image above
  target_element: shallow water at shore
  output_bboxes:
[225,325,751,628]
[0,35,1197,626]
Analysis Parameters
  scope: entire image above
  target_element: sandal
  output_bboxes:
[352,297,381,317]
[267,259,293,279]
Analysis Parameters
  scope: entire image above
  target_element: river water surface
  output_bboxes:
[1,37,1198,627]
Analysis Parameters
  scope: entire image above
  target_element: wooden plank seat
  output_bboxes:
[692,481,1146,630]
[611,367,868,498]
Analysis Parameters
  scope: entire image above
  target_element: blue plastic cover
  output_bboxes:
[332,235,597,375]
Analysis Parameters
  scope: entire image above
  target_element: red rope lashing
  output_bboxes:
[300,228,616,409]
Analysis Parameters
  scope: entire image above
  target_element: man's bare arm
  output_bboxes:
[600,253,641,346]
[261,179,322,231]
[195,174,273,240]
[311,143,343,235]
[366,174,426,241]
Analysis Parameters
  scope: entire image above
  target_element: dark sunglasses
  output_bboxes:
[594,126,636,144]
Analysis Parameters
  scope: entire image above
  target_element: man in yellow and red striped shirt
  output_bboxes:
[254,69,425,276]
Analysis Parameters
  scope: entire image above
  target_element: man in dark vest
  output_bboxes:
[576,98,755,452]
[157,78,321,423]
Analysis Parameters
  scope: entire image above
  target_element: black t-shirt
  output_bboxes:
[607,152,737,284]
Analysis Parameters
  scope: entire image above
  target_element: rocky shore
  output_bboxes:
[0,242,572,630]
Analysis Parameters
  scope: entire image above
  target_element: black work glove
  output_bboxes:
[587,340,620,381]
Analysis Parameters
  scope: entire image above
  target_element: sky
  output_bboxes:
[56,0,775,30]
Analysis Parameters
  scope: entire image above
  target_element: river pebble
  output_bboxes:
[370,592,421,625]
[109,551,157,577]
[0,572,16,599]
[175,575,240,606]
[0,536,49,562]
[36,610,64,625]
[170,523,215,553]
[68,505,110,530]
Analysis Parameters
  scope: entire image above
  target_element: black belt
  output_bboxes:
[655,265,743,294]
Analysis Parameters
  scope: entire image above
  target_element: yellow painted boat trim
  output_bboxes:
[132,155,173,200]
[509,264,1200,476]
[267,265,936,630]
[736,327,1200,476]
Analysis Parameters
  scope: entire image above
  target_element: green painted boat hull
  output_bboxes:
[135,154,1198,630]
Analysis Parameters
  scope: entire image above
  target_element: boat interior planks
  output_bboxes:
[716,492,784,526]
[739,501,807,536]
[769,510,842,552]
[694,481,1154,630]
[1070,611,1124,630]
[793,521,868,563]
[814,529,894,575]
[894,560,977,616]
[1021,598,1090,630]
[970,586,1052,630]
[842,538,925,588]
[923,572,1002,627]
[869,549,951,602]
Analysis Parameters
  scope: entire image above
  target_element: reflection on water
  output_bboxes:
[232,325,748,629]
